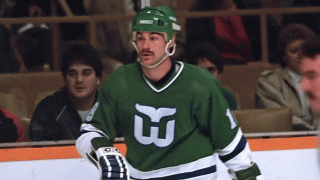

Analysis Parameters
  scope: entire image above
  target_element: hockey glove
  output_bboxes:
[234,162,265,180]
[92,137,130,180]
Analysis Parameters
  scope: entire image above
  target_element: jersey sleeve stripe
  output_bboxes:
[219,135,247,163]
[78,123,109,139]
[79,129,107,138]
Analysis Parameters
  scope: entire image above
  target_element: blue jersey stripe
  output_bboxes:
[131,165,216,180]
[219,135,247,163]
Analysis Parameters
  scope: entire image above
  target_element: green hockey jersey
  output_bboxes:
[77,61,253,179]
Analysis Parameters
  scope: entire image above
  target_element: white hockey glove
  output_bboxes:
[92,137,130,180]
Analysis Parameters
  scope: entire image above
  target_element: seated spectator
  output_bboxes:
[186,0,279,64]
[11,26,52,72]
[187,42,239,110]
[0,107,24,142]
[267,0,320,64]
[255,23,318,131]
[29,43,103,141]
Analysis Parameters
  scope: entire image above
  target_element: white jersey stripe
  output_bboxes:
[128,154,217,179]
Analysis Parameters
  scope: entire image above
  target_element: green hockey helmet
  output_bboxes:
[132,6,181,42]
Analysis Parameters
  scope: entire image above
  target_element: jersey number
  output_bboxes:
[134,103,176,147]
[226,108,237,129]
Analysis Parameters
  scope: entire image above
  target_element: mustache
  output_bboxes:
[139,49,154,56]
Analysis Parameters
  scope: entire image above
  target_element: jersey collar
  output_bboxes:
[142,61,184,93]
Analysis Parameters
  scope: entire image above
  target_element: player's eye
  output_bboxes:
[150,36,158,41]
[137,36,144,41]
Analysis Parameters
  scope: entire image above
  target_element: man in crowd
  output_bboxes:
[29,43,103,141]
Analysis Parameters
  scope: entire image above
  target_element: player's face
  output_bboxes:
[136,32,169,67]
[197,57,221,80]
[283,39,304,74]
[65,62,100,100]
[300,54,320,114]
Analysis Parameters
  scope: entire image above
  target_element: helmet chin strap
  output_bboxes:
[132,40,176,69]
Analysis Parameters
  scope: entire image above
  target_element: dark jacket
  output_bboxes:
[29,88,98,141]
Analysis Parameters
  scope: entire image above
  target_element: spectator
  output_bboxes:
[267,0,320,64]
[186,0,279,64]
[0,107,24,142]
[255,23,318,131]
[187,42,239,110]
[76,6,264,180]
[29,43,103,141]
[11,26,52,72]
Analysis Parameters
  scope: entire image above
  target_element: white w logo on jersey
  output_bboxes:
[134,103,176,147]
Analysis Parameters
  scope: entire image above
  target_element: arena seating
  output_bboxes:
[0,72,64,119]
[0,62,280,141]
[232,107,293,133]
[0,62,277,119]
[220,62,279,110]
[0,92,27,120]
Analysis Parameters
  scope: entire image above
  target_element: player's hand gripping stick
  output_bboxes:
[95,147,130,180]
[92,137,130,180]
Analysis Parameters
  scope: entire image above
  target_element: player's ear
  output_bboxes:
[168,35,176,49]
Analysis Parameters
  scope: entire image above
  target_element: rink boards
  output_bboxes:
[0,135,319,180]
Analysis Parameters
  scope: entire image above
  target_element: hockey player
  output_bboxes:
[76,6,264,180]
